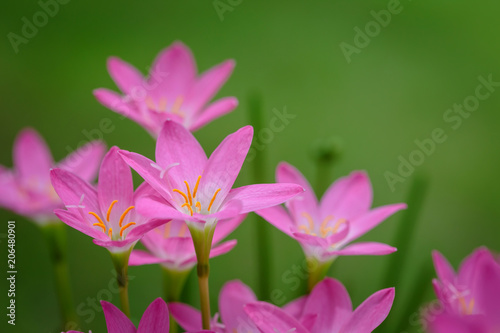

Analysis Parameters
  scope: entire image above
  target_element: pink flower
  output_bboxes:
[245,277,395,333]
[129,214,245,271]
[118,121,303,231]
[94,41,238,137]
[256,163,406,264]
[168,280,260,332]
[0,128,105,224]
[50,146,167,252]
[427,248,500,333]
[66,298,213,333]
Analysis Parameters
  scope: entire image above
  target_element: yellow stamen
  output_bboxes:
[184,181,193,206]
[332,218,346,233]
[171,96,183,115]
[182,203,194,216]
[298,225,311,234]
[193,176,201,198]
[108,228,113,238]
[158,97,167,111]
[119,206,135,227]
[89,212,105,225]
[93,223,106,232]
[195,201,201,213]
[106,200,118,222]
[301,212,315,231]
[320,215,334,237]
[173,189,189,204]
[207,189,221,212]
[120,222,136,237]
[178,223,188,237]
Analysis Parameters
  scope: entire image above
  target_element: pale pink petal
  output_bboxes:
[149,42,196,99]
[212,214,247,244]
[320,171,373,220]
[101,300,136,333]
[198,126,253,211]
[302,277,352,332]
[107,56,145,95]
[126,218,170,240]
[283,296,307,318]
[58,141,106,182]
[168,302,202,331]
[137,196,196,221]
[129,249,166,266]
[331,242,396,256]
[223,183,304,214]
[93,89,146,125]
[137,298,169,333]
[54,209,107,241]
[276,162,318,219]
[219,280,258,332]
[432,251,456,285]
[92,237,138,252]
[244,302,309,333]
[14,128,54,182]
[187,59,235,112]
[156,121,207,188]
[50,168,100,214]
[255,205,295,237]
[341,288,395,333]
[344,203,407,243]
[0,169,25,213]
[190,97,238,131]
[458,247,490,287]
[98,147,134,223]
[291,232,329,248]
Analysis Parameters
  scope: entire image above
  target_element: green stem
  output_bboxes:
[110,249,132,318]
[307,258,333,292]
[162,266,191,333]
[247,92,272,299]
[40,222,79,330]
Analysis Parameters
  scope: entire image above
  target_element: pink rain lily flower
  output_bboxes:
[94,41,238,137]
[168,280,260,332]
[0,128,105,224]
[50,146,168,252]
[427,247,500,333]
[66,298,213,333]
[256,162,406,264]
[245,277,395,333]
[118,121,304,231]
[129,214,245,271]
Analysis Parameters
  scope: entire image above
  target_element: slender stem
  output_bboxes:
[40,222,79,329]
[307,258,333,292]
[247,92,272,299]
[110,249,132,318]
[197,264,211,329]
[162,267,191,333]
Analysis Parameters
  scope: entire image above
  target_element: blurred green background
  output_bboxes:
[1,0,500,332]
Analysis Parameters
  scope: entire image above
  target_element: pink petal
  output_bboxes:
[212,213,247,244]
[156,120,207,189]
[320,171,373,220]
[190,97,238,131]
[291,231,329,248]
[93,89,146,126]
[137,196,196,221]
[255,205,295,237]
[219,280,258,332]
[168,302,202,331]
[331,242,396,256]
[137,298,169,333]
[472,251,500,326]
[58,140,106,182]
[341,288,395,332]
[149,42,196,100]
[276,162,318,219]
[224,183,304,214]
[126,218,170,240]
[129,249,166,266]
[92,237,138,252]
[54,209,107,241]
[198,126,253,211]
[302,277,352,332]
[432,251,456,285]
[14,128,54,182]
[187,59,235,112]
[0,169,25,214]
[101,300,136,333]
[343,203,407,243]
[457,247,490,287]
[98,147,134,223]
[209,240,237,259]
[107,56,145,95]
[244,302,309,333]
[283,295,307,318]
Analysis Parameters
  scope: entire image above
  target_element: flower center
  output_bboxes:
[298,212,346,238]
[172,175,221,216]
[88,200,136,240]
[145,96,185,117]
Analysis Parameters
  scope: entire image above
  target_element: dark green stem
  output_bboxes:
[247,92,272,299]
[40,222,79,330]
[110,249,132,318]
